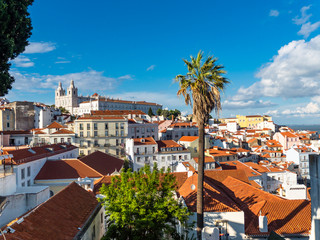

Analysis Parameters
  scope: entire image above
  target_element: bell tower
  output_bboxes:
[55,82,65,108]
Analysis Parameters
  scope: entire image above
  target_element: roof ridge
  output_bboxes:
[76,159,104,177]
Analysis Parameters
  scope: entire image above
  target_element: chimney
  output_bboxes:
[259,212,268,232]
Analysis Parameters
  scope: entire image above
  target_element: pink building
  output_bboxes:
[273,132,300,150]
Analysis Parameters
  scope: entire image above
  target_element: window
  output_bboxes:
[94,140,98,147]
[105,130,108,136]
[87,123,90,130]
[80,131,83,137]
[120,123,124,129]
[94,131,98,137]
[27,180,31,186]
[116,139,119,146]
[153,147,155,153]
[22,182,25,187]
[87,140,91,147]
[94,123,98,130]
[121,130,124,136]
[137,157,141,162]
[80,140,84,147]
[6,122,9,128]
[61,138,64,143]
[145,147,147,153]
[54,138,57,144]
[79,123,83,130]
[116,123,119,129]
[27,166,31,177]
[172,156,176,160]
[137,148,140,154]
[116,130,119,136]
[87,131,90,137]
[167,156,171,161]
[21,168,25,179]
[105,123,108,129]
[67,138,71,143]
[116,149,119,155]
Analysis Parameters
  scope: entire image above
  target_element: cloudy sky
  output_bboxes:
[6,0,320,124]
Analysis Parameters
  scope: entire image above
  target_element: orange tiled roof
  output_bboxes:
[35,159,103,180]
[133,137,157,145]
[46,121,65,129]
[80,151,124,175]
[6,144,78,165]
[178,136,199,142]
[52,129,75,134]
[157,140,183,149]
[222,176,311,236]
[178,173,240,213]
[0,182,99,240]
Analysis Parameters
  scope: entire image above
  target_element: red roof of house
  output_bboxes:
[0,182,99,240]
[52,129,75,134]
[133,137,157,145]
[80,151,124,175]
[178,173,241,212]
[91,110,146,116]
[222,176,311,236]
[157,140,182,149]
[35,159,103,180]
[6,144,78,165]
[46,121,65,129]
[178,136,199,142]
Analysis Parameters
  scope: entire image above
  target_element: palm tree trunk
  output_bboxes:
[196,122,204,240]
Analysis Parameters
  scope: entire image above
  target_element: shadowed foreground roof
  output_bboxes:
[0,182,99,240]
[80,150,124,175]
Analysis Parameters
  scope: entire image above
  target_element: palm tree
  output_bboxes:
[176,51,228,240]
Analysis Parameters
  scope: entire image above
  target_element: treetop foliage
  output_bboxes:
[0,0,34,96]
[99,165,192,240]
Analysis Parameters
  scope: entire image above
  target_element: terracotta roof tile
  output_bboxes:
[35,160,103,180]
[178,136,199,142]
[52,129,75,134]
[133,137,157,145]
[80,151,124,175]
[1,182,99,240]
[46,121,65,129]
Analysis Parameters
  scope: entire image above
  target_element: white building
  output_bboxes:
[126,137,158,171]
[159,122,198,141]
[31,121,76,146]
[285,145,317,179]
[126,137,191,171]
[55,80,162,115]
[4,143,79,188]
[34,104,61,129]
[128,118,158,140]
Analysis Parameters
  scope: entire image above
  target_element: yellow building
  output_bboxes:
[74,115,128,157]
[236,115,272,128]
[0,107,15,131]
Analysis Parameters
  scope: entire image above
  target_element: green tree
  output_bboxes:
[99,165,191,240]
[0,0,34,96]
[156,108,162,116]
[169,109,181,119]
[175,51,228,239]
[148,107,154,117]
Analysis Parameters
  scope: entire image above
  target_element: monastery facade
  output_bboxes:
[55,80,162,115]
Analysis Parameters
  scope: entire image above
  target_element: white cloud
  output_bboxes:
[8,70,130,94]
[118,75,134,80]
[24,42,56,54]
[223,99,277,109]
[292,5,320,38]
[269,10,279,17]
[147,65,156,71]
[55,61,71,64]
[298,21,320,38]
[233,35,320,101]
[12,55,34,68]
[293,5,312,25]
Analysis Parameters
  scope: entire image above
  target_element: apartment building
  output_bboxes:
[159,122,198,141]
[74,115,128,157]
[0,107,14,131]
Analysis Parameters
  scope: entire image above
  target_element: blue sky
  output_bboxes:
[6,0,320,124]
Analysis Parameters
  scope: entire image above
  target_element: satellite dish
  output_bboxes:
[202,227,213,240]
[191,184,196,190]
